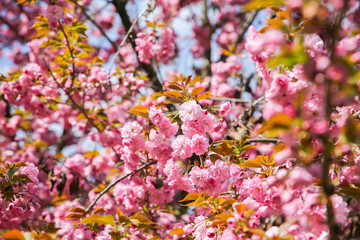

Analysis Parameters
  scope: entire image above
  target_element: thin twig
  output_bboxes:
[42,59,122,163]
[236,10,259,45]
[108,0,155,76]
[210,96,264,104]
[112,0,163,92]
[85,161,157,212]
[246,138,282,144]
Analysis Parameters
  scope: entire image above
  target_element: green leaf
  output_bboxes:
[268,42,307,69]
[76,52,91,59]
[14,161,27,168]
[12,174,33,183]
[79,215,115,226]
[129,214,154,224]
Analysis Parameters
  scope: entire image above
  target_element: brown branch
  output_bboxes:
[59,23,77,88]
[85,161,157,213]
[111,0,163,92]
[236,10,258,46]
[210,96,264,104]
[0,16,27,42]
[201,0,211,77]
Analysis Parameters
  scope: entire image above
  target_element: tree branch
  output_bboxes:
[85,161,157,213]
[236,10,258,46]
[111,0,163,92]
[42,59,122,163]
[246,138,282,144]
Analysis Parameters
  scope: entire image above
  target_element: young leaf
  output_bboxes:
[267,18,288,32]
[196,92,213,101]
[162,91,183,99]
[68,207,85,213]
[1,230,25,240]
[127,105,149,118]
[169,228,184,235]
[166,83,183,91]
[239,155,264,168]
[14,161,27,168]
[190,87,206,96]
[79,215,115,226]
[65,213,84,219]
[129,214,154,224]
[179,192,201,202]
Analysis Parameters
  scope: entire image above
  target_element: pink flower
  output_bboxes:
[63,14,73,25]
[191,134,209,155]
[219,101,231,117]
[172,135,192,159]
[18,163,39,184]
[179,100,203,122]
[46,5,63,22]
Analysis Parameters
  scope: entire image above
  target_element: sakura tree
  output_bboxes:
[1,0,360,239]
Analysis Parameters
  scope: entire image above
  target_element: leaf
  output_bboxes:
[234,203,247,213]
[94,208,106,214]
[179,192,201,202]
[12,174,33,183]
[79,215,115,226]
[268,42,307,69]
[84,151,99,158]
[127,105,149,118]
[243,0,284,11]
[162,91,183,99]
[169,228,184,235]
[212,142,234,156]
[68,207,85,213]
[259,26,273,33]
[65,213,84,219]
[222,199,238,206]
[209,154,223,162]
[76,52,90,59]
[196,92,213,101]
[1,229,25,240]
[241,155,264,168]
[166,83,183,91]
[190,87,206,96]
[247,228,265,237]
[215,213,233,221]
[277,9,291,20]
[31,21,49,29]
[258,113,293,135]
[34,233,53,240]
[14,161,27,168]
[129,214,154,224]
[267,18,288,32]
